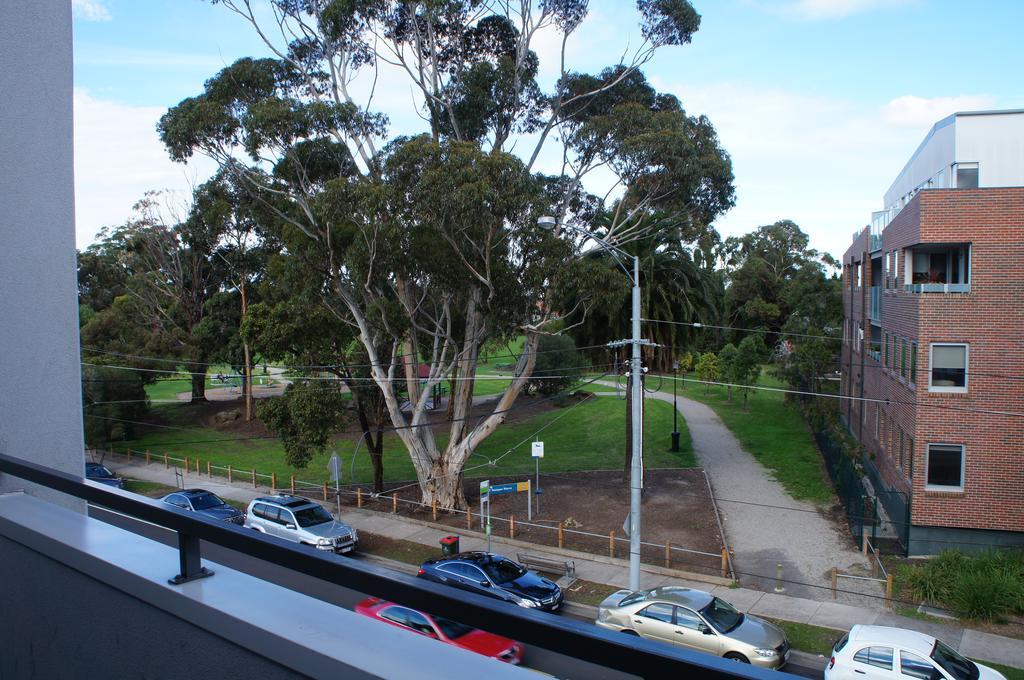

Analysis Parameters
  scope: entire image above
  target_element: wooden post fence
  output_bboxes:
[885,574,894,609]
[228,465,232,483]
[251,469,256,488]
[185,457,189,474]
[871,547,880,579]
[509,515,515,539]
[164,452,168,469]
[665,541,672,568]
[432,499,438,521]
[207,461,211,478]
[290,475,295,495]
[466,509,472,529]
[831,567,838,600]
[145,450,151,465]
[557,523,564,549]
[271,472,277,492]
[721,548,729,578]
[357,488,363,508]
[323,481,328,501]
[609,531,615,558]
[195,458,200,474]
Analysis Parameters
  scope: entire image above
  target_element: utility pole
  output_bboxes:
[671,360,680,452]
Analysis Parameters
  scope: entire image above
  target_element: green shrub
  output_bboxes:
[899,549,1024,621]
[949,569,1018,622]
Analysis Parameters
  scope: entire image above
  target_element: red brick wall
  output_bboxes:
[842,188,1024,535]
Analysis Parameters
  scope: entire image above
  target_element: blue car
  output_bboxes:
[160,488,244,525]
[85,462,124,488]
[418,552,563,612]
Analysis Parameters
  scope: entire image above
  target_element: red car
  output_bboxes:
[354,597,523,664]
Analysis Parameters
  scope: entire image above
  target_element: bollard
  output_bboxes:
[774,563,785,593]
[251,469,256,488]
[357,488,363,508]
[558,523,564,549]
[609,531,616,558]
[323,481,329,501]
[164,452,169,469]
[509,515,515,539]
[271,472,277,492]
[228,465,232,483]
[146,450,151,465]
[831,567,838,600]
[872,547,880,579]
[393,493,398,514]
[207,461,211,478]
[432,499,438,521]
[290,475,295,495]
[885,574,894,609]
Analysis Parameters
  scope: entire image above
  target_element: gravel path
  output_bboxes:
[597,380,883,605]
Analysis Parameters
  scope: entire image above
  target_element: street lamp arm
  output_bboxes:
[547,221,635,279]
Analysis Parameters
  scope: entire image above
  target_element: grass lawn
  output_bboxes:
[765,618,843,656]
[119,394,694,487]
[123,479,177,497]
[676,368,832,504]
[358,532,441,565]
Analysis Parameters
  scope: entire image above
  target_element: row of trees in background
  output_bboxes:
[77,1,842,507]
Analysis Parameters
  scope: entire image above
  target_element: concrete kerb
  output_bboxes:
[346,505,735,588]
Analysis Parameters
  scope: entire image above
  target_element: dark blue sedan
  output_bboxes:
[85,462,124,488]
[160,488,244,524]
[417,552,563,612]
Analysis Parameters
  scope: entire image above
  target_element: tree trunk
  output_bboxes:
[190,368,207,402]
[421,457,468,509]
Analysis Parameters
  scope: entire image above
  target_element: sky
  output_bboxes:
[71,0,1024,258]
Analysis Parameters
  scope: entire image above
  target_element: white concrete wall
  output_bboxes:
[0,0,85,508]
[884,117,956,209]
[956,112,1024,187]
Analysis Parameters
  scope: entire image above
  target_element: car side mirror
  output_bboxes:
[479,580,491,588]
[699,623,714,635]
[286,523,297,530]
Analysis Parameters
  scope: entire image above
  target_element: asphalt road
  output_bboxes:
[90,505,823,679]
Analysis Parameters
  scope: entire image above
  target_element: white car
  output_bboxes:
[825,625,1006,680]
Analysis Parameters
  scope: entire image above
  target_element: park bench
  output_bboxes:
[516,552,575,579]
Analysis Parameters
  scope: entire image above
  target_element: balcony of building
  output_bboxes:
[901,244,971,294]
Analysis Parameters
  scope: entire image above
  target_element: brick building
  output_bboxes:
[841,110,1024,555]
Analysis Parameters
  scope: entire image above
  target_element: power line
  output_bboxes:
[642,317,841,341]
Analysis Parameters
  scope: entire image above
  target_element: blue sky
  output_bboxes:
[72,0,1024,256]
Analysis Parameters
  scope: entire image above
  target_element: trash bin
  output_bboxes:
[439,535,460,556]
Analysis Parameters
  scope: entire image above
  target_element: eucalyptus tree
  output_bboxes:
[159,0,708,508]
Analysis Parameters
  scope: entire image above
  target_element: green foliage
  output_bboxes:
[256,381,349,469]
[694,352,720,393]
[898,549,1024,622]
[81,364,149,447]
[528,334,583,396]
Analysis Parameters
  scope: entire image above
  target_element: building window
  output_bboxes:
[910,342,918,385]
[855,261,862,288]
[956,162,979,189]
[889,335,896,372]
[929,344,968,392]
[883,332,889,367]
[926,444,965,491]
[900,338,907,379]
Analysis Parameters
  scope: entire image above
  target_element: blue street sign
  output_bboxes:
[489,482,519,495]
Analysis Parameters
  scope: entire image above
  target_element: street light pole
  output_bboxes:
[538,215,644,592]
[628,253,643,592]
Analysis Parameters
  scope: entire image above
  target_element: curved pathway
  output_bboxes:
[598,381,881,604]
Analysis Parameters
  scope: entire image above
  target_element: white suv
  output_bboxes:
[245,495,358,554]
[825,625,1006,680]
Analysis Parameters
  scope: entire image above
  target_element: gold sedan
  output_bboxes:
[595,586,790,669]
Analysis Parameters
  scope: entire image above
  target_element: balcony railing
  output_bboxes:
[869,286,882,321]
[0,452,777,679]
[903,283,970,294]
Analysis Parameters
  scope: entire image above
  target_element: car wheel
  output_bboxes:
[724,652,750,664]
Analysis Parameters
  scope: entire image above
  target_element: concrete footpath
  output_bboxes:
[106,459,1024,669]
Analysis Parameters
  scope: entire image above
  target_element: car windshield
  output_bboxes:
[432,615,475,640]
[190,493,225,510]
[931,640,978,680]
[699,597,744,633]
[481,558,526,584]
[619,590,653,608]
[88,464,113,477]
[293,505,334,527]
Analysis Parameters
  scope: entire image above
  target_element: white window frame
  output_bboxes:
[925,443,965,492]
[928,343,969,393]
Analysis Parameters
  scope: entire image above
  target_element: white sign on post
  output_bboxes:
[328,453,342,482]
[531,441,544,458]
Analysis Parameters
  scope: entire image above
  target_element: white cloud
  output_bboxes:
[653,79,983,258]
[882,94,996,127]
[72,0,111,22]
[73,88,217,248]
